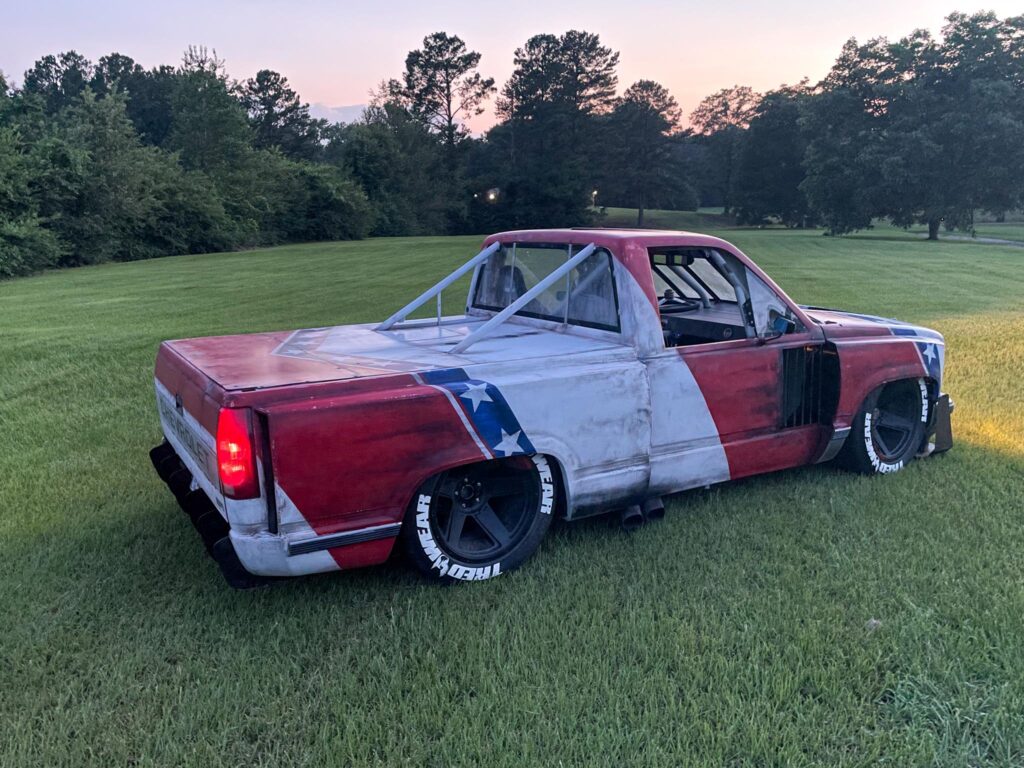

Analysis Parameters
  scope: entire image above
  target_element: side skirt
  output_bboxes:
[817,426,852,463]
[287,523,402,557]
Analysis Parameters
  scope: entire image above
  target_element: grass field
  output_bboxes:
[2,229,1023,766]
[601,205,1024,246]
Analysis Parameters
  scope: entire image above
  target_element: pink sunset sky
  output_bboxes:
[2,1,1019,130]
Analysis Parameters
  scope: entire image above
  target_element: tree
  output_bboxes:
[90,53,144,96]
[21,51,94,114]
[799,40,890,234]
[395,32,494,152]
[128,65,178,146]
[689,85,760,136]
[688,85,761,214]
[167,48,252,176]
[486,31,619,228]
[497,30,619,123]
[733,83,815,227]
[605,80,693,226]
[238,69,324,160]
[0,127,61,276]
[327,102,448,235]
[803,13,1024,238]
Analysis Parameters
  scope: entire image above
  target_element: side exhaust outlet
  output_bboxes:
[619,504,645,532]
[642,497,666,522]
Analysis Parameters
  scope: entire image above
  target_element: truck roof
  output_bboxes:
[484,228,735,250]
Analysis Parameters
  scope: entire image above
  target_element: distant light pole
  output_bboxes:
[591,189,598,208]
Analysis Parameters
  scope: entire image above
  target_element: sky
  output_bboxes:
[2,1,1020,130]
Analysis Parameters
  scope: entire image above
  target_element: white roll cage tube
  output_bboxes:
[708,249,755,338]
[375,241,502,331]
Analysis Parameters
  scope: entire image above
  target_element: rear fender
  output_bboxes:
[263,377,491,540]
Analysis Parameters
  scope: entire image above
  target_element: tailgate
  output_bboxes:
[154,342,225,498]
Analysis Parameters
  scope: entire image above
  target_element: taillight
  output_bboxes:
[216,408,259,499]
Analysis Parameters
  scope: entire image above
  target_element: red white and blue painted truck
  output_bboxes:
[151,229,954,587]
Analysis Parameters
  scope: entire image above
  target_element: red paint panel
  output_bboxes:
[683,343,780,437]
[329,538,397,570]
[833,338,927,421]
[721,426,824,480]
[682,342,782,477]
[682,341,831,478]
[267,378,484,567]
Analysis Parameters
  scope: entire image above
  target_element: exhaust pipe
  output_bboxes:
[619,504,645,532]
[643,497,665,522]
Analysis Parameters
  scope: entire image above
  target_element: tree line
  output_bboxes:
[1,10,1021,278]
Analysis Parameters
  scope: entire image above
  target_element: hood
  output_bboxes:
[164,318,628,391]
[801,306,944,342]
[801,306,945,382]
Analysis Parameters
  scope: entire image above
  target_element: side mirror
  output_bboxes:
[758,313,796,343]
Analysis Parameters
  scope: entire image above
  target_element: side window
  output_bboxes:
[747,271,802,336]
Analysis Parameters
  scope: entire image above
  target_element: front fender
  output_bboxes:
[832,336,935,425]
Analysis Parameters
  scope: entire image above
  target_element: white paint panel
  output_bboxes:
[644,354,731,495]
[606,254,731,496]
[229,530,339,577]
[469,349,651,515]
[154,379,225,515]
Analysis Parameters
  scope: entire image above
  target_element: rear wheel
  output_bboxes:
[839,378,929,474]
[402,455,556,582]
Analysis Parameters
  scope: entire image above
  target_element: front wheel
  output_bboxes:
[401,455,557,583]
[839,378,930,474]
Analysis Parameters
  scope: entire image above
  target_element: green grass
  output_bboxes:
[2,230,1023,766]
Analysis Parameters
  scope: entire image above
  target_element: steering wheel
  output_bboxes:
[658,295,701,313]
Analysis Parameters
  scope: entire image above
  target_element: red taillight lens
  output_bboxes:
[216,408,259,499]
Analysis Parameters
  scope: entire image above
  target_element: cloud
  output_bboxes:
[309,103,366,124]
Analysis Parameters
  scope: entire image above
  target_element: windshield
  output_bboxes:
[472,243,620,332]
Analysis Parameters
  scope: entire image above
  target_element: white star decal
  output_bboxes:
[923,344,937,366]
[459,382,493,412]
[494,429,524,457]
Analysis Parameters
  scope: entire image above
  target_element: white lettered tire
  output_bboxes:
[839,378,930,475]
[401,455,556,583]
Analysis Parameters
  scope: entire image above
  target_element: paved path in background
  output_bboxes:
[939,234,1024,247]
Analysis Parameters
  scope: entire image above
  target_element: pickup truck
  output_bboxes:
[150,229,953,587]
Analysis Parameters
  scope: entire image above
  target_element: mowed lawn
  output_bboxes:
[1,230,1023,767]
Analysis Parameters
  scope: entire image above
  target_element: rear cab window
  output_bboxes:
[473,243,621,332]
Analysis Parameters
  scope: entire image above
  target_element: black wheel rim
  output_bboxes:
[871,380,921,462]
[430,460,539,563]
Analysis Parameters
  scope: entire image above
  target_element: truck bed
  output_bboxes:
[161,317,629,391]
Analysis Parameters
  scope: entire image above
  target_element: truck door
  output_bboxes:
[644,248,830,494]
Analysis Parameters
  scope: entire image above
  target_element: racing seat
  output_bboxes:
[499,265,527,302]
